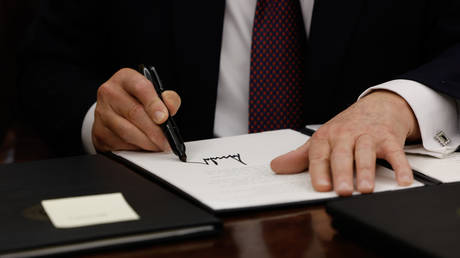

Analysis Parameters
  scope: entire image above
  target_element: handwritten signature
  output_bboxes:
[188,153,247,166]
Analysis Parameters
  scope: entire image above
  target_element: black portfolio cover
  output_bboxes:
[326,183,460,258]
[0,155,220,257]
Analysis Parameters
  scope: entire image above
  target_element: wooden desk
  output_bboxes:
[79,206,380,258]
[9,128,381,258]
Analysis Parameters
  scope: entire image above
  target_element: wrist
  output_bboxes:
[365,90,421,142]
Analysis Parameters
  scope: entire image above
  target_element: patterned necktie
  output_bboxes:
[249,0,307,133]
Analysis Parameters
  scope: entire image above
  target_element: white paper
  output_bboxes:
[42,193,140,228]
[115,129,422,211]
[407,152,460,183]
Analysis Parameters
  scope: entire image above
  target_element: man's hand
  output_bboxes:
[93,68,181,152]
[271,90,421,196]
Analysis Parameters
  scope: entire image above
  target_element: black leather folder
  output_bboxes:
[326,183,460,258]
[0,155,220,257]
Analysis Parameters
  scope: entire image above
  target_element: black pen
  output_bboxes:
[139,64,187,162]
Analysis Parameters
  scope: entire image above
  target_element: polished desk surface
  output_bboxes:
[5,127,382,258]
[83,206,382,258]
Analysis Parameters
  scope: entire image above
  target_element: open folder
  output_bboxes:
[112,129,427,213]
[0,155,220,258]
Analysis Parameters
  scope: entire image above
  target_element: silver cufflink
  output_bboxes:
[434,131,450,147]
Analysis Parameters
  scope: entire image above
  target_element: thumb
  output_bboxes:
[271,141,310,174]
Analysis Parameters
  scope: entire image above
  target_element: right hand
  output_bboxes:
[93,68,181,152]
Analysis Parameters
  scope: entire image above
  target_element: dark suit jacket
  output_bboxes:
[19,0,460,156]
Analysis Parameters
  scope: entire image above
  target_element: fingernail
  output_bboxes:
[315,178,332,191]
[399,175,412,186]
[358,179,373,192]
[337,182,353,194]
[317,178,331,187]
[154,111,166,123]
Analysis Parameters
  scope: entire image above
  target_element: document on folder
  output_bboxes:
[407,152,460,183]
[114,129,423,212]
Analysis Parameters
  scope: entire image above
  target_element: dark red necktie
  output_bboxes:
[249,0,307,133]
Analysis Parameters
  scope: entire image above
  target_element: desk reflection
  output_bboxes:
[84,206,381,258]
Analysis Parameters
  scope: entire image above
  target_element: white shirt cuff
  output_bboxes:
[359,79,460,158]
[81,102,97,154]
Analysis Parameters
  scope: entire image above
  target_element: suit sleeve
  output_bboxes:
[397,0,460,99]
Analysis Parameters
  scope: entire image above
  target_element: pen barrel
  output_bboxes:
[139,64,187,161]
[161,118,186,157]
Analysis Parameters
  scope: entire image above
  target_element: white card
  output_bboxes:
[42,193,140,228]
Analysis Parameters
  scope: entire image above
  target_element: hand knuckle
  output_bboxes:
[386,147,402,156]
[335,125,348,135]
[356,135,374,148]
[132,79,151,94]
[118,130,131,143]
[357,162,373,171]
[335,124,357,138]
[127,103,144,120]
[93,133,103,146]
[357,141,372,149]
[309,150,329,162]
[363,133,374,141]
[92,132,106,149]
[379,124,398,137]
[146,126,162,140]
[97,82,113,100]
[309,156,329,166]
[118,67,134,75]
[94,106,110,125]
[94,105,103,118]
[312,128,328,140]
[333,145,350,154]
[331,148,350,159]
[141,101,154,115]
[382,144,403,158]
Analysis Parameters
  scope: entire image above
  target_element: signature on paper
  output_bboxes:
[188,153,247,166]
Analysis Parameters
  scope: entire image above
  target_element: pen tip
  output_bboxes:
[180,154,187,162]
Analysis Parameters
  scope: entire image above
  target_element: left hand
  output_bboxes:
[270,90,421,196]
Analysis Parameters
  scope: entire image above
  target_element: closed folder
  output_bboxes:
[326,183,460,258]
[0,155,220,257]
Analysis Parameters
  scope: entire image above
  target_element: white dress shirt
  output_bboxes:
[82,0,460,156]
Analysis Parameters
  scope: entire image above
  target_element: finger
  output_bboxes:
[381,141,413,186]
[93,122,140,152]
[330,137,354,196]
[271,140,310,174]
[101,109,161,151]
[162,90,181,116]
[354,134,376,193]
[116,68,169,124]
[308,138,332,192]
[106,86,170,151]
